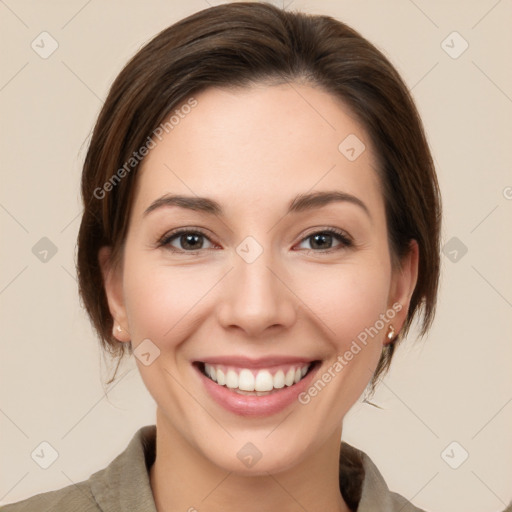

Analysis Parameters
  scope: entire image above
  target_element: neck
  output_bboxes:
[149,408,352,512]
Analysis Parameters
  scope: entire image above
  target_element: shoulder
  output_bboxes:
[358,448,427,511]
[339,440,427,512]
[1,480,99,512]
[2,425,157,512]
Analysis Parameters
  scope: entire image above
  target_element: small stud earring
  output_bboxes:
[116,325,122,333]
[386,324,395,342]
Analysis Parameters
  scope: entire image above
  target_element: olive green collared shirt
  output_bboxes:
[2,425,427,511]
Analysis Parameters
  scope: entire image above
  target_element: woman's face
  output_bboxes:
[100,83,417,474]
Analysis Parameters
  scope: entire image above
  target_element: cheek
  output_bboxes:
[294,261,391,346]
[289,263,391,435]
[122,255,206,344]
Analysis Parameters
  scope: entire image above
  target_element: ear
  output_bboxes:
[386,239,419,344]
[98,246,130,343]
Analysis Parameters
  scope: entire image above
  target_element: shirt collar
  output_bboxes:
[88,424,418,512]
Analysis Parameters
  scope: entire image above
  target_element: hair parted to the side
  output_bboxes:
[76,2,441,397]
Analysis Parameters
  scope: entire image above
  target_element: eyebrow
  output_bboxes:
[143,190,371,219]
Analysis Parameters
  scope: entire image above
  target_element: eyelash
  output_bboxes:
[156,227,354,254]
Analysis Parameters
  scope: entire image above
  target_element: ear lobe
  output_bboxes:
[387,239,419,338]
[98,246,130,342]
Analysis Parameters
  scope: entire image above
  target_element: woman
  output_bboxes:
[4,3,442,511]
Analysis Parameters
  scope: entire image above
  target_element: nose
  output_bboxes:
[216,244,297,338]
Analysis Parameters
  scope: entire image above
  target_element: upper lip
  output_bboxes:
[194,355,318,369]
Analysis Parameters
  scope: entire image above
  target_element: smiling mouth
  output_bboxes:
[194,360,321,396]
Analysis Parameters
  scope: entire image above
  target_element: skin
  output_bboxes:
[99,82,418,512]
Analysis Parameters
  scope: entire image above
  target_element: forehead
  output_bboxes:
[132,83,383,220]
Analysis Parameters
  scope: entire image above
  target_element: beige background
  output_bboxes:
[1,1,511,510]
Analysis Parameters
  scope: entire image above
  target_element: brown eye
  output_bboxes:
[159,229,215,252]
[297,229,353,252]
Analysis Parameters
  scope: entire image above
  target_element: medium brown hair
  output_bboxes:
[76,2,441,398]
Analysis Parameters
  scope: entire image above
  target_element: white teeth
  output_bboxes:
[273,370,285,389]
[284,368,295,386]
[225,369,238,389]
[203,363,311,392]
[216,368,225,386]
[238,369,255,391]
[254,370,274,392]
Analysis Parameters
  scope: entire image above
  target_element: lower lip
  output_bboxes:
[195,362,320,417]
